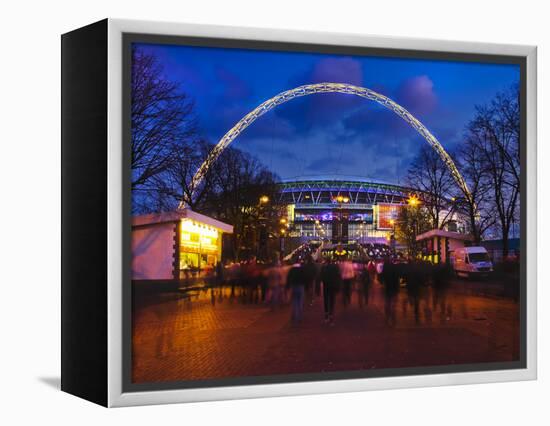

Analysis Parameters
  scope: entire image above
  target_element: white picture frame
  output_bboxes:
[62,18,537,407]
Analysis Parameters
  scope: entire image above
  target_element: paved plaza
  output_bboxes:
[132,279,520,384]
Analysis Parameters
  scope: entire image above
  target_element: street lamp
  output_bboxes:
[407,194,420,207]
[333,194,350,243]
[389,218,396,252]
[257,195,270,260]
[334,194,350,204]
[279,227,286,257]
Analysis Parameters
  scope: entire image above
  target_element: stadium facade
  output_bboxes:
[277,176,435,244]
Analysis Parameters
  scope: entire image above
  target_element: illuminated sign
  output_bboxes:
[378,204,400,229]
[348,212,373,223]
[180,219,220,253]
[294,211,374,223]
[286,204,295,222]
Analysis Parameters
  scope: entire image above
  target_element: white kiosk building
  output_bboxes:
[132,209,233,282]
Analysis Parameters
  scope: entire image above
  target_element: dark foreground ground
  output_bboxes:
[132,278,520,384]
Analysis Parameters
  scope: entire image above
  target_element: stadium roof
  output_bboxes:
[279,174,401,186]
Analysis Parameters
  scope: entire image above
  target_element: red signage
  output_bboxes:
[378,204,400,229]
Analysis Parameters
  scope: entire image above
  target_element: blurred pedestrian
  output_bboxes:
[359,262,371,308]
[266,256,284,309]
[215,261,224,287]
[258,263,268,303]
[367,259,377,283]
[314,261,323,298]
[302,255,317,306]
[432,262,452,322]
[286,263,305,324]
[376,260,384,278]
[321,258,342,325]
[381,256,399,326]
[339,257,355,307]
[406,260,425,324]
[244,257,262,304]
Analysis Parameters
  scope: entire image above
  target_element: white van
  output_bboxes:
[452,246,493,278]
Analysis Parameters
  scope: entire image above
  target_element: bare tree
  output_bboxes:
[472,84,520,191]
[207,148,280,261]
[464,84,520,255]
[407,145,458,230]
[455,137,496,244]
[147,139,219,212]
[131,46,197,192]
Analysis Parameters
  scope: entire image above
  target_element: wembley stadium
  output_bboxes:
[277,175,422,244]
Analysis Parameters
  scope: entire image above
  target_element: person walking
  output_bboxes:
[321,258,342,325]
[339,257,355,307]
[432,262,451,322]
[367,259,377,283]
[381,256,399,326]
[302,255,318,306]
[286,263,305,324]
[359,262,371,308]
[266,256,284,309]
[405,260,424,324]
[215,261,225,287]
[314,260,322,298]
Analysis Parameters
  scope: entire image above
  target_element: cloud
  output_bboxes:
[304,58,365,116]
[206,104,297,144]
[341,75,441,150]
[396,75,438,116]
[272,57,365,132]
[239,136,300,162]
[343,103,411,138]
[309,57,363,86]
[304,156,338,173]
[224,117,425,183]
[202,68,440,183]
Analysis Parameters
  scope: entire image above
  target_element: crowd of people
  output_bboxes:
[210,246,453,327]
[378,257,452,325]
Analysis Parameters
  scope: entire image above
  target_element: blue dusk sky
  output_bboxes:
[135,42,519,184]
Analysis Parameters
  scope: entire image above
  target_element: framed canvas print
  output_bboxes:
[61,19,537,407]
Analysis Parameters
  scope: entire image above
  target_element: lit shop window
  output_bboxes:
[180,219,219,250]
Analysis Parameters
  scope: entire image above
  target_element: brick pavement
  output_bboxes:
[132,280,520,384]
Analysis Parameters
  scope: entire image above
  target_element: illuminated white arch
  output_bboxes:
[189,83,471,204]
